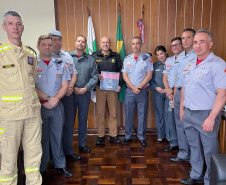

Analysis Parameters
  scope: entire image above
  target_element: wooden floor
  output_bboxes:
[34,132,203,185]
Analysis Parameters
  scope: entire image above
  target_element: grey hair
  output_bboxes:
[3,10,23,24]
[132,36,142,42]
[196,29,212,41]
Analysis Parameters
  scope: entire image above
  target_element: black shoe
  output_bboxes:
[79,145,90,153]
[65,153,81,160]
[122,138,132,144]
[55,167,73,177]
[109,136,121,143]
[157,139,164,143]
[170,156,189,162]
[96,136,105,145]
[180,177,204,184]
[139,140,147,146]
[165,146,179,152]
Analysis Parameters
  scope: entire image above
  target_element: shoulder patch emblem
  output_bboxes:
[149,59,153,64]
[28,56,33,66]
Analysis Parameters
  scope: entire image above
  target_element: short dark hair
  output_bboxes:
[3,10,23,24]
[76,35,87,43]
[154,45,166,55]
[182,28,196,36]
[171,37,182,43]
[132,36,142,43]
[37,35,53,45]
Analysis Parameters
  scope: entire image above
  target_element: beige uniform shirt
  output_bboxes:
[0,40,41,120]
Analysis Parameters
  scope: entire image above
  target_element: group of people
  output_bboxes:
[150,28,226,185]
[0,10,225,185]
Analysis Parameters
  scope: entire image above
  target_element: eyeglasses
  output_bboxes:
[170,43,182,48]
[52,38,62,42]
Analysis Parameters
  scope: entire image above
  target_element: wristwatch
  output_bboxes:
[46,96,50,102]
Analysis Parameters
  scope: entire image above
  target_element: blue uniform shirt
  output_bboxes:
[149,61,165,90]
[35,56,70,97]
[52,50,77,77]
[183,52,226,110]
[174,50,197,88]
[122,53,153,87]
[163,55,177,88]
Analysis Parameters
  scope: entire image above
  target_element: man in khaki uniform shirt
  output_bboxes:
[0,11,42,185]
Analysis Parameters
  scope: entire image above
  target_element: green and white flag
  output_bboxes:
[86,16,97,54]
[116,13,126,103]
[86,16,97,102]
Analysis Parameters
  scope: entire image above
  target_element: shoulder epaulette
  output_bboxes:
[124,54,132,59]
[26,46,37,56]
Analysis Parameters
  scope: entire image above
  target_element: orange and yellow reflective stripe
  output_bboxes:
[0,44,11,52]
[25,167,39,173]
[1,95,23,102]
[0,173,17,182]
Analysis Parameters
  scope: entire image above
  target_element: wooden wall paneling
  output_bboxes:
[74,0,83,36]
[57,0,68,51]
[124,0,133,55]
[133,0,142,39]
[176,0,185,36]
[142,0,150,53]
[159,0,167,48]
[92,0,100,50]
[108,0,117,51]
[150,0,159,63]
[202,0,211,30]
[100,0,109,38]
[211,0,226,61]
[193,0,202,31]
[83,0,90,43]
[65,0,76,51]
[184,0,194,29]
[167,0,177,57]
[201,0,211,30]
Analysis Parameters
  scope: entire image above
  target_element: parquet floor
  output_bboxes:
[38,132,203,185]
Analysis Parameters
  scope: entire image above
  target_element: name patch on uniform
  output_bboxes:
[37,68,42,72]
[3,64,15,69]
[96,59,102,62]
[57,74,61,78]
[28,56,33,66]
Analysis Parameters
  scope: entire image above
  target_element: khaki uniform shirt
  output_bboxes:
[0,40,41,120]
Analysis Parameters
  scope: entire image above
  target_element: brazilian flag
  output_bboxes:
[116,13,126,103]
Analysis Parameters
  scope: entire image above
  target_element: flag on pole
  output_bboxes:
[86,16,97,54]
[86,16,97,102]
[116,13,126,103]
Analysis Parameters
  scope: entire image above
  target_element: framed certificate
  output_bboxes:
[100,71,119,91]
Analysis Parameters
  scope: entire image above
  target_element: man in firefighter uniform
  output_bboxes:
[35,35,72,178]
[122,36,153,147]
[180,29,226,185]
[0,11,42,184]
[92,36,123,145]
[48,30,81,160]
